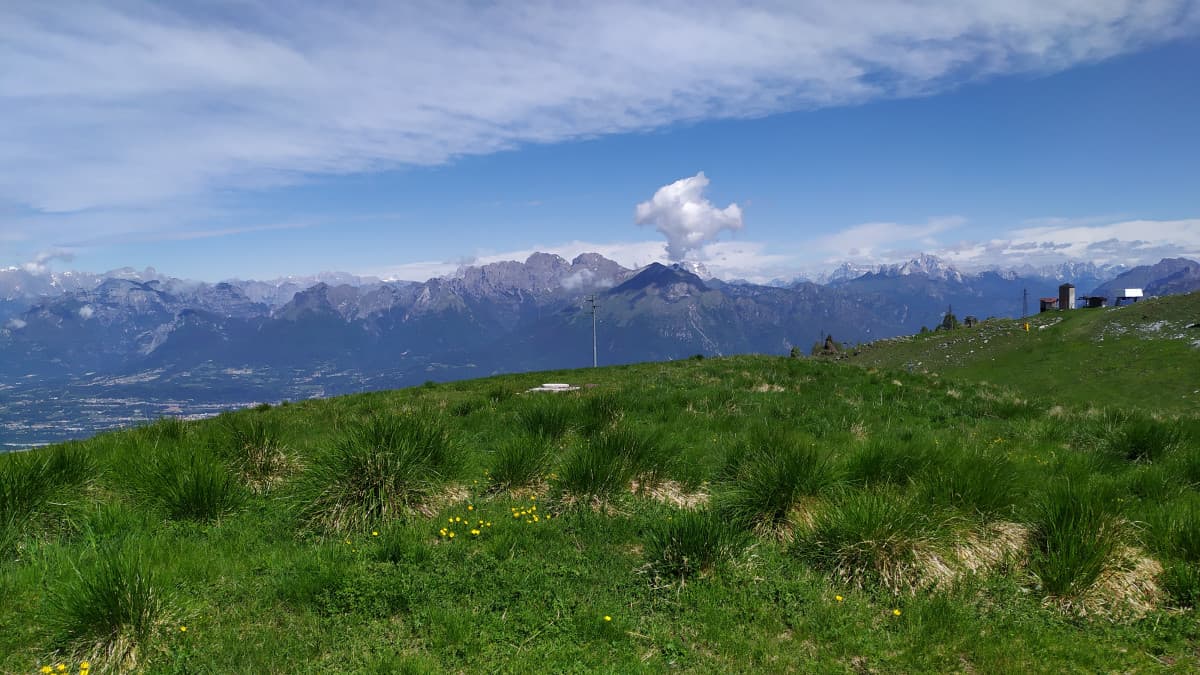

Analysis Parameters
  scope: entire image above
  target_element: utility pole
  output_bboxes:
[1022,288,1028,318]
[585,294,598,368]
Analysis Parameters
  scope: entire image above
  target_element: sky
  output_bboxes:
[2,1,1199,283]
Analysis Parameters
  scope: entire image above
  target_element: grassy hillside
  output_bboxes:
[2,355,1199,672]
[843,291,1200,412]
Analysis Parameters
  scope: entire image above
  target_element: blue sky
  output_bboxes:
[2,1,1199,282]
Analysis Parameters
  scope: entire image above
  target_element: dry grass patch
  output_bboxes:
[415,484,470,518]
[955,521,1029,574]
[1046,546,1163,620]
[631,479,709,509]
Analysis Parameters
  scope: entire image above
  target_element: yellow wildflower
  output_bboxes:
[892,609,902,616]
[180,625,188,632]
[468,505,474,511]
[604,615,612,622]
[40,667,52,674]
[372,531,379,536]
[835,595,843,602]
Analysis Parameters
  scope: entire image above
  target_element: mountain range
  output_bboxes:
[2,252,1198,446]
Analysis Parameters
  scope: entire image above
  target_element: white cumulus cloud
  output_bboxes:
[635,172,744,261]
[78,305,94,319]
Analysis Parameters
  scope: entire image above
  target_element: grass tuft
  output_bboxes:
[717,427,838,530]
[919,450,1020,520]
[1105,416,1183,463]
[844,434,941,488]
[1146,498,1200,563]
[579,392,624,436]
[1027,481,1122,599]
[795,490,943,594]
[0,444,94,543]
[517,395,576,440]
[47,547,168,670]
[219,416,293,491]
[295,414,459,531]
[554,427,670,505]
[136,446,244,522]
[643,508,746,580]
[488,435,551,491]
[1160,562,1200,608]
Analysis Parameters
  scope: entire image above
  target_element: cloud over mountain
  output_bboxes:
[635,173,744,261]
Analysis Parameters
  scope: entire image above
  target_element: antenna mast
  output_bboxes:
[1022,288,1028,318]
[586,294,598,368]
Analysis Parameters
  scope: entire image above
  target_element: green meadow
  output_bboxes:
[844,291,1200,413]
[3,324,1200,671]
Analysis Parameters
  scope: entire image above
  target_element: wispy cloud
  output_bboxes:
[971,218,1200,267]
[3,0,1196,225]
[60,222,311,247]
[21,249,76,275]
[816,216,966,261]
[825,216,1200,270]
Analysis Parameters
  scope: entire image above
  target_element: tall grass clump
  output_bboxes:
[1161,563,1200,608]
[486,383,515,404]
[134,416,189,445]
[136,446,243,522]
[47,548,168,670]
[488,435,551,491]
[1105,416,1183,463]
[1146,498,1200,563]
[220,415,292,490]
[717,427,838,531]
[844,433,943,488]
[643,509,747,581]
[517,395,575,440]
[554,428,670,505]
[919,450,1020,521]
[1027,481,1122,599]
[578,392,624,436]
[795,490,943,594]
[0,444,94,542]
[1172,443,1200,488]
[295,414,460,531]
[1,454,56,527]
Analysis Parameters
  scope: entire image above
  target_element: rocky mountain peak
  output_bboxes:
[887,254,962,282]
[610,262,708,297]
